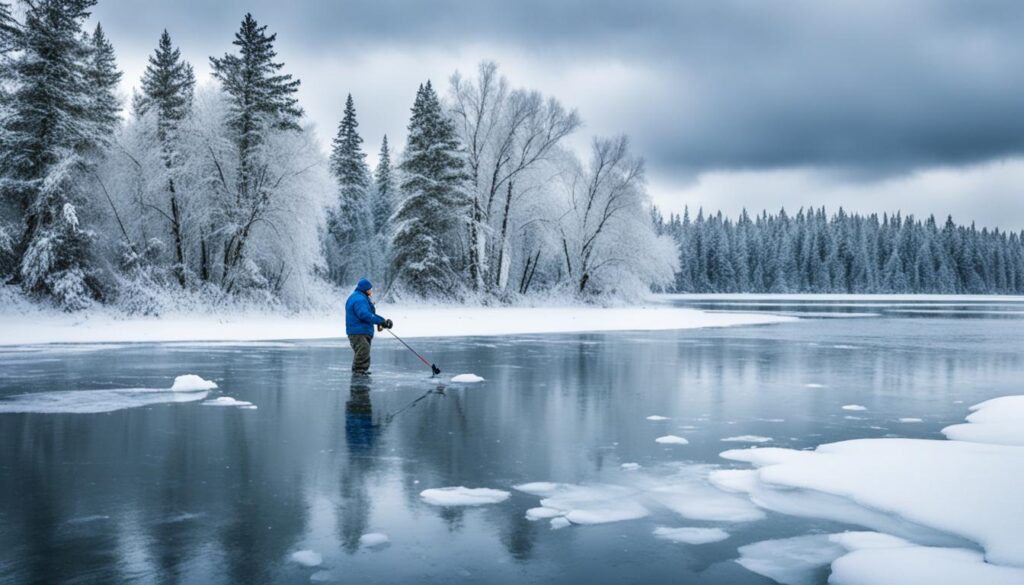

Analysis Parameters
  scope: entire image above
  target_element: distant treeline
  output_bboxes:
[653,207,1024,294]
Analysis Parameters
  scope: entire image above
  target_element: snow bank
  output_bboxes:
[0,374,218,414]
[941,396,1024,446]
[830,544,1024,585]
[652,526,729,544]
[0,305,795,346]
[170,374,217,391]
[719,396,1024,579]
[419,487,510,506]
[655,435,689,445]
[289,550,322,567]
[450,373,485,383]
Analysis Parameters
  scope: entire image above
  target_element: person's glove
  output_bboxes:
[384,318,394,329]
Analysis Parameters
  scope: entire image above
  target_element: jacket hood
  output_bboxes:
[356,278,373,292]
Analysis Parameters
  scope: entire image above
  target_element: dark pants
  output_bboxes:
[348,334,372,372]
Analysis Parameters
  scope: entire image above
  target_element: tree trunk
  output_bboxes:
[169,179,185,287]
[494,181,513,290]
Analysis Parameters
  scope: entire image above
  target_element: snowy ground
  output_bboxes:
[0,304,794,346]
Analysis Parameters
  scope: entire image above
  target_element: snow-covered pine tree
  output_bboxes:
[0,0,107,309]
[372,135,393,235]
[0,1,20,272]
[391,81,470,298]
[209,12,303,291]
[134,29,195,286]
[84,23,121,145]
[325,93,375,285]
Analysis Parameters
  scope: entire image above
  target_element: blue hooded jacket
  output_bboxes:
[345,278,386,336]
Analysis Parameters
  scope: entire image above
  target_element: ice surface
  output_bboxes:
[170,374,217,391]
[646,415,669,421]
[419,487,510,506]
[0,387,209,414]
[289,550,322,567]
[655,435,689,445]
[737,532,911,585]
[359,533,389,548]
[309,571,332,582]
[201,396,256,409]
[450,373,485,383]
[652,526,729,544]
[721,435,773,443]
[841,404,867,411]
[620,462,641,470]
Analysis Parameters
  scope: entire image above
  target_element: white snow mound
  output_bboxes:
[170,375,217,391]
[202,396,256,409]
[450,373,485,383]
[419,486,509,506]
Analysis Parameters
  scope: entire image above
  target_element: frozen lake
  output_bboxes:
[1,298,1022,584]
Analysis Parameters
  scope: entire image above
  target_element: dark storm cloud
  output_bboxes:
[91,0,1024,177]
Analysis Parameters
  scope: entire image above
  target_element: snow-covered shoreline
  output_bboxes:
[0,305,795,346]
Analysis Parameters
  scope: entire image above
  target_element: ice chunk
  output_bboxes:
[620,462,641,470]
[842,404,867,411]
[721,435,773,443]
[513,482,560,495]
[652,526,729,544]
[289,550,322,567]
[359,533,390,548]
[646,415,669,421]
[655,435,689,445]
[550,517,571,530]
[202,396,256,409]
[517,483,649,525]
[525,507,563,520]
[170,374,217,391]
[737,534,848,585]
[450,374,485,383]
[0,387,209,414]
[419,486,510,506]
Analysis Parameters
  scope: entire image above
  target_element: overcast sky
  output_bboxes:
[90,0,1024,230]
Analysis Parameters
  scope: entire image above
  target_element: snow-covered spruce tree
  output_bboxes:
[325,94,377,285]
[372,135,393,235]
[390,81,470,298]
[132,29,195,286]
[0,1,20,274]
[553,136,677,297]
[84,23,121,145]
[209,12,305,294]
[0,0,115,309]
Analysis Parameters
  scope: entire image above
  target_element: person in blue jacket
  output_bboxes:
[345,278,393,374]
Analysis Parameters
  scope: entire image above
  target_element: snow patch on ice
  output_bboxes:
[201,396,256,409]
[419,486,510,506]
[289,550,322,567]
[525,507,563,520]
[550,517,571,530]
[655,435,689,445]
[841,404,867,411]
[359,533,390,548]
[721,435,773,443]
[942,396,1024,446]
[646,415,669,421]
[653,526,729,544]
[620,462,641,470]
[450,373,485,383]
[804,383,826,388]
[830,544,1024,585]
[898,417,923,423]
